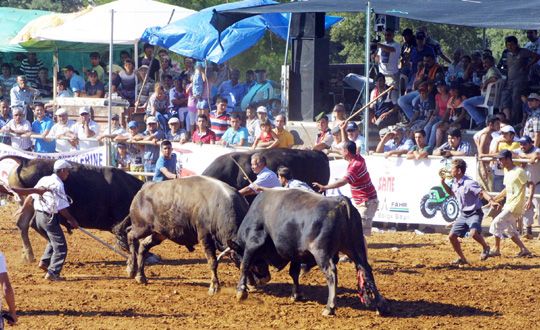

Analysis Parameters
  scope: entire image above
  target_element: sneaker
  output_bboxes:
[451,258,468,265]
[516,250,532,258]
[38,261,48,272]
[339,255,352,263]
[480,247,491,261]
[488,251,501,257]
[44,272,63,281]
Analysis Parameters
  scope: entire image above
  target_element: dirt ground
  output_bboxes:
[1,204,539,330]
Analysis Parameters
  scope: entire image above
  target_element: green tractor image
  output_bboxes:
[419,183,460,222]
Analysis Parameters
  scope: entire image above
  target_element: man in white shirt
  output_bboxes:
[33,160,79,281]
[72,106,100,150]
[49,108,77,153]
[375,28,401,86]
[0,252,17,327]
[1,107,32,151]
[239,153,280,196]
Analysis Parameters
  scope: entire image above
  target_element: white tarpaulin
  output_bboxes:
[34,0,196,45]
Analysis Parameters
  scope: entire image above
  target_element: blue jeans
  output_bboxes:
[423,116,440,145]
[35,212,67,276]
[398,91,419,121]
[428,121,445,148]
[462,96,486,126]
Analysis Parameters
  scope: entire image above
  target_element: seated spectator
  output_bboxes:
[370,74,399,129]
[49,108,77,152]
[431,83,466,148]
[31,102,55,153]
[523,93,540,145]
[445,49,465,84]
[375,126,414,157]
[152,140,179,182]
[114,120,144,160]
[245,105,258,145]
[191,114,216,144]
[0,251,17,327]
[56,79,73,98]
[209,96,230,141]
[62,65,85,97]
[276,165,314,192]
[142,116,165,172]
[221,113,248,147]
[0,100,11,130]
[462,55,502,128]
[134,65,155,108]
[72,106,100,150]
[252,119,278,149]
[118,58,136,105]
[217,68,246,112]
[161,73,174,93]
[331,103,347,129]
[329,126,344,154]
[426,81,449,146]
[342,121,365,154]
[409,31,436,83]
[409,82,435,131]
[1,107,31,151]
[146,83,170,132]
[0,63,17,101]
[35,67,52,98]
[312,112,333,151]
[97,114,125,142]
[84,70,105,98]
[474,115,501,157]
[20,52,44,85]
[273,114,294,148]
[106,64,122,95]
[240,69,278,111]
[166,117,187,143]
[407,129,432,159]
[113,142,131,170]
[85,52,105,82]
[169,77,187,125]
[463,51,485,89]
[433,128,471,157]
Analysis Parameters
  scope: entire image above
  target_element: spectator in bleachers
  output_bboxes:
[433,128,471,157]
[35,67,52,98]
[218,68,246,112]
[146,83,170,132]
[418,26,451,64]
[169,77,187,126]
[408,82,434,132]
[192,62,207,108]
[135,65,154,108]
[0,63,16,100]
[409,31,436,83]
[97,114,125,142]
[84,52,104,82]
[49,108,76,152]
[107,64,122,95]
[2,107,32,151]
[196,99,210,119]
[342,121,365,154]
[20,52,44,86]
[445,49,464,84]
[426,81,449,146]
[370,74,399,129]
[209,96,230,141]
[220,113,248,147]
[191,114,216,144]
[523,93,540,147]
[245,105,258,145]
[501,35,540,124]
[330,103,347,129]
[0,100,11,129]
[312,112,333,152]
[273,114,294,149]
[142,116,165,172]
[253,106,270,139]
[474,115,501,157]
[161,74,174,94]
[525,30,540,83]
[10,76,39,114]
[115,120,144,161]
[119,50,131,66]
[158,55,179,85]
[84,70,104,98]
[56,79,72,98]
[72,106,100,150]
[462,55,502,128]
[118,58,136,105]
[179,57,195,81]
[240,69,277,111]
[463,51,485,91]
[399,28,416,83]
[407,129,432,160]
[113,142,131,170]
[252,119,278,149]
[166,117,187,143]
[138,44,160,81]
[375,126,413,157]
[432,83,466,148]
[375,28,401,86]
[62,65,85,97]
[31,102,55,153]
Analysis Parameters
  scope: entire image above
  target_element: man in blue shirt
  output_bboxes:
[217,69,246,112]
[31,102,55,153]
[62,65,85,97]
[220,113,249,147]
[142,116,165,173]
[239,153,280,196]
[152,140,179,182]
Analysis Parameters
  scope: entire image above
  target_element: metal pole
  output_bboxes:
[134,41,139,102]
[52,48,58,105]
[363,1,371,154]
[107,8,114,167]
[79,227,128,259]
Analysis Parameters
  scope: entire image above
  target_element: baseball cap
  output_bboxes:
[331,126,341,135]
[128,121,138,129]
[346,122,359,132]
[87,69,98,76]
[496,149,513,159]
[62,65,75,71]
[518,135,533,144]
[527,93,540,101]
[168,117,180,124]
[256,106,267,113]
[146,116,157,124]
[314,112,327,122]
[500,125,515,134]
[79,106,90,115]
[55,108,68,116]
[53,159,71,171]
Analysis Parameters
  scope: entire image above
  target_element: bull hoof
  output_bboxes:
[290,293,303,302]
[135,275,147,284]
[126,266,136,279]
[236,290,248,301]
[256,275,271,286]
[322,306,336,317]
[208,285,220,296]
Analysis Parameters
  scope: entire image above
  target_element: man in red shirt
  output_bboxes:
[313,141,379,237]
[191,114,216,144]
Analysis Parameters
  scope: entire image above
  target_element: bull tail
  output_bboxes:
[112,214,132,251]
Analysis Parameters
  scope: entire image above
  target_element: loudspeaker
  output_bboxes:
[290,13,325,38]
[375,14,400,32]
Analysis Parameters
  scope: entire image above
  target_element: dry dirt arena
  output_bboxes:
[1,205,540,329]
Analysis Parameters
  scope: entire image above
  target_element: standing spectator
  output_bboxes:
[238,153,280,196]
[245,105,258,145]
[55,79,72,98]
[49,108,77,152]
[19,52,44,85]
[252,119,278,149]
[209,97,230,141]
[0,64,17,100]
[138,44,159,81]
[169,77,187,125]
[134,65,154,108]
[85,52,104,82]
[166,117,187,143]
[1,107,31,151]
[0,252,17,327]
[0,100,11,130]
[273,114,294,149]
[312,112,333,151]
[72,107,100,150]
[118,58,136,105]
[191,114,216,144]
[313,141,378,238]
[152,140,179,182]
[418,26,452,63]
[375,28,401,86]
[220,113,248,147]
[406,129,432,160]
[426,81,449,147]
[525,30,540,83]
[433,128,471,157]
[523,93,540,146]
[488,150,532,257]
[375,126,414,157]
[217,68,246,112]
[10,76,39,118]
[409,31,436,81]
[242,69,255,91]
[399,28,416,83]
[240,69,277,111]
[501,36,540,124]
[192,62,208,109]
[369,74,399,129]
[35,68,52,98]
[142,116,165,173]
[179,57,195,81]
[31,102,55,153]
[33,160,80,281]
[516,135,540,239]
[330,103,347,129]
[84,70,104,98]
[62,65,85,97]
[146,83,170,132]
[440,159,495,265]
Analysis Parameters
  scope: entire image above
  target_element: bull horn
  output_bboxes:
[217,247,231,262]
[0,155,28,165]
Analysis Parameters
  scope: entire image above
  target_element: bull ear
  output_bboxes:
[227,239,241,252]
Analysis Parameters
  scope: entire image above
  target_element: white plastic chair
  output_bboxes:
[468,79,504,128]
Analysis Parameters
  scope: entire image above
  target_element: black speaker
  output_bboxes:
[374,14,400,32]
[290,13,325,38]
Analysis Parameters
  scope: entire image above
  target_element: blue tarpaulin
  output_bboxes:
[141,0,341,64]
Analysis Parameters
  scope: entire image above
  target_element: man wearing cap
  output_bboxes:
[62,65,85,97]
[312,112,333,151]
[166,117,187,143]
[31,102,55,153]
[209,97,230,141]
[523,93,540,147]
[142,116,165,173]
[84,70,104,98]
[115,120,144,161]
[409,31,436,80]
[375,126,414,157]
[49,108,76,152]
[273,114,294,148]
[253,105,270,139]
[1,107,32,151]
[342,121,365,154]
[72,107,100,150]
[433,128,471,157]
[375,28,401,86]
[152,140,179,182]
[97,114,126,142]
[516,135,540,239]
[488,150,532,258]
[240,69,276,111]
[33,159,80,281]
[370,74,399,129]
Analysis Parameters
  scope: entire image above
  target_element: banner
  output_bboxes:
[171,143,239,176]
[327,156,478,226]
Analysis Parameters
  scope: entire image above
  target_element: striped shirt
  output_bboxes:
[20,59,44,84]
[209,111,230,141]
[344,154,377,205]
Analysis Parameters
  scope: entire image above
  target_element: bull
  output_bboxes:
[124,176,249,295]
[228,189,388,316]
[2,156,143,263]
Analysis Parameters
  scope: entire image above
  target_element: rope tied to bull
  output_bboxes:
[229,156,254,185]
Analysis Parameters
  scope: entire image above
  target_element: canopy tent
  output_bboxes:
[0,8,50,52]
[141,0,341,64]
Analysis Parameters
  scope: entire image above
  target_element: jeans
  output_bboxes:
[423,116,440,144]
[462,96,486,126]
[398,91,419,121]
[35,212,67,276]
[428,121,444,148]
